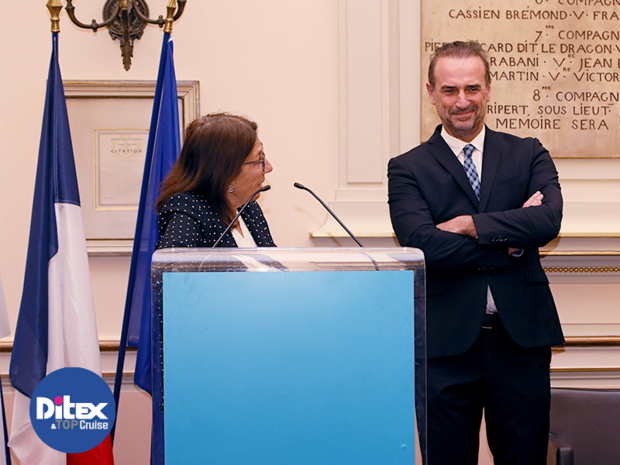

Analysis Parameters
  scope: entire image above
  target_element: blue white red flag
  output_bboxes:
[117,33,180,465]
[8,33,114,465]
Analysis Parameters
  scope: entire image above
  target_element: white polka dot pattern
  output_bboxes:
[157,191,276,249]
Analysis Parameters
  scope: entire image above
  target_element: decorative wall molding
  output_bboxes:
[1,343,617,390]
[313,0,620,243]
[550,371,620,388]
[551,345,620,388]
[562,337,620,347]
[313,0,420,238]
[0,340,134,352]
[545,266,620,274]
[542,253,620,278]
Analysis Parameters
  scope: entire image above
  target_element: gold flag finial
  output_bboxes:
[47,0,63,33]
[164,0,177,34]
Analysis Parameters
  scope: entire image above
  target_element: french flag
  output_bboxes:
[8,33,114,464]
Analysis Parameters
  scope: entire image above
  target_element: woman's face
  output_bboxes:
[226,138,273,210]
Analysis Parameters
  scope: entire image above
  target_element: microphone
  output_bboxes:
[212,185,271,248]
[294,182,364,247]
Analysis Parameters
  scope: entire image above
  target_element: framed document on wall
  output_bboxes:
[65,80,200,255]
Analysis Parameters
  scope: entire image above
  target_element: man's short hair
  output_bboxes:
[428,41,491,88]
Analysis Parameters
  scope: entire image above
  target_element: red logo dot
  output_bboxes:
[54,396,63,406]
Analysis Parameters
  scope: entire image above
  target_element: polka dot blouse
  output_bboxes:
[157,191,276,249]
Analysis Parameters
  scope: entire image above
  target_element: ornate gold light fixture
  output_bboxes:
[63,0,187,70]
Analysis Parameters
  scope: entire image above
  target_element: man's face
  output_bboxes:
[426,55,491,142]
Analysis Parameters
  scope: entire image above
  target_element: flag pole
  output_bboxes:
[8,3,114,461]
[110,44,165,441]
[111,1,178,443]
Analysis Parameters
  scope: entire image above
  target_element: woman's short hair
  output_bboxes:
[156,112,258,222]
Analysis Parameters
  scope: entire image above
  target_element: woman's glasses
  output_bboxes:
[243,152,266,172]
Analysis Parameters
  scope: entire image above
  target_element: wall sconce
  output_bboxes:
[64,0,187,70]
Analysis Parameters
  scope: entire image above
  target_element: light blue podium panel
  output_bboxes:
[151,247,426,465]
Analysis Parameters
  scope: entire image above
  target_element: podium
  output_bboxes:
[151,247,426,465]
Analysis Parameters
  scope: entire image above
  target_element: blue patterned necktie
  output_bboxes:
[462,144,481,200]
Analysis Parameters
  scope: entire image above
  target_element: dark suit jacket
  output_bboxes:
[157,191,276,249]
[388,125,564,358]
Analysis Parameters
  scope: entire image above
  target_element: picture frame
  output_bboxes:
[64,80,200,256]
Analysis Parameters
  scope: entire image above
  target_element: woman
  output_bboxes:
[156,112,275,248]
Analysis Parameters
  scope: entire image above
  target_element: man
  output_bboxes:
[388,41,564,465]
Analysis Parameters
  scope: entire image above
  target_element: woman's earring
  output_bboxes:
[227,185,234,193]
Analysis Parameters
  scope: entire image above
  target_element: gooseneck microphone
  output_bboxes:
[212,185,271,248]
[294,182,364,247]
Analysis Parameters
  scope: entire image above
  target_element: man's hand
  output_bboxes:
[508,191,544,254]
[522,191,543,208]
[437,215,477,237]
[436,192,544,239]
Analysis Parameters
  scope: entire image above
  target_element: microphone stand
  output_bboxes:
[212,185,271,248]
[294,182,364,247]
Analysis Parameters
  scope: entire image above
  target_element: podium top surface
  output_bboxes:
[151,247,424,274]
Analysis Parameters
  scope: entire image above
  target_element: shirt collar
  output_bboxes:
[440,125,486,157]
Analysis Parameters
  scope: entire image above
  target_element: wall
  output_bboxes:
[0,2,343,463]
[0,0,344,342]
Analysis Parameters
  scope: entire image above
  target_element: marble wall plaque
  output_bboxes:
[421,0,620,158]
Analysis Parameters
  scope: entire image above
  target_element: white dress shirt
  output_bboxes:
[440,126,498,315]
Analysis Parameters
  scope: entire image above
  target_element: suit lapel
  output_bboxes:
[241,204,274,247]
[479,127,501,212]
[427,127,480,207]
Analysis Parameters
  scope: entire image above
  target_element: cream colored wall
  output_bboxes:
[0,2,344,464]
[0,1,343,342]
[1,2,619,465]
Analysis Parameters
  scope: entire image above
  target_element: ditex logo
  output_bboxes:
[29,367,116,453]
